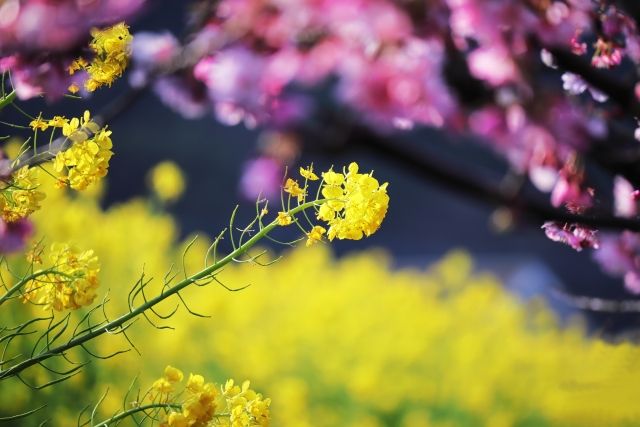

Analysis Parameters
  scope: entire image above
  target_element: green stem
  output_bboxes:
[0,200,326,380]
[0,268,57,307]
[93,403,181,426]
[0,90,16,111]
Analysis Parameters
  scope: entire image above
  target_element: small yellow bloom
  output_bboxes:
[152,377,173,395]
[29,116,48,131]
[300,165,319,181]
[321,169,344,186]
[277,211,292,226]
[62,117,80,137]
[68,83,80,94]
[48,116,68,128]
[164,365,184,383]
[68,57,88,75]
[284,178,306,202]
[306,225,326,247]
[149,161,186,203]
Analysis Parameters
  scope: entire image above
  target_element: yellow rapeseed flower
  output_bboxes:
[277,211,292,226]
[0,166,46,222]
[152,365,184,395]
[284,178,306,202]
[305,225,326,247]
[23,243,100,311]
[54,115,113,191]
[318,162,389,240]
[84,23,132,92]
[67,23,132,92]
[48,116,68,128]
[149,161,186,203]
[29,116,48,131]
[300,165,319,181]
[68,83,80,94]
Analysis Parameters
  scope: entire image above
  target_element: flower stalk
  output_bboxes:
[0,199,327,380]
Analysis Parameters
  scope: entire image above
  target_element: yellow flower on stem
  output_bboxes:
[23,243,100,311]
[0,166,46,222]
[29,116,49,131]
[152,365,184,395]
[54,114,113,191]
[318,162,389,241]
[299,165,319,181]
[283,178,306,202]
[305,225,326,247]
[277,211,292,226]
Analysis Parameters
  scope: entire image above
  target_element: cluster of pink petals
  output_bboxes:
[542,221,599,252]
[594,232,640,294]
[134,0,457,130]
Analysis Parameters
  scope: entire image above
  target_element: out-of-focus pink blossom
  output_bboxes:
[337,38,454,130]
[194,47,297,126]
[542,221,599,251]
[0,0,145,53]
[152,75,208,119]
[624,271,640,294]
[0,55,79,100]
[593,231,640,294]
[591,38,623,68]
[467,47,519,86]
[529,166,559,193]
[570,31,588,55]
[561,72,587,95]
[540,49,557,68]
[550,171,592,210]
[239,156,283,201]
[0,218,33,254]
[129,31,180,87]
[614,176,639,218]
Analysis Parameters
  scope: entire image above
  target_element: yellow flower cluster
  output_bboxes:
[277,163,389,246]
[223,379,271,427]
[29,112,99,141]
[152,365,184,395]
[149,161,186,203]
[0,166,45,222]
[159,372,217,427]
[52,111,113,190]
[24,111,112,191]
[152,366,270,427]
[68,22,132,92]
[23,243,100,311]
[318,162,389,240]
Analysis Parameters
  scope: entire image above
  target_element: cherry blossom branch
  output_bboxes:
[548,47,640,116]
[305,119,640,232]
